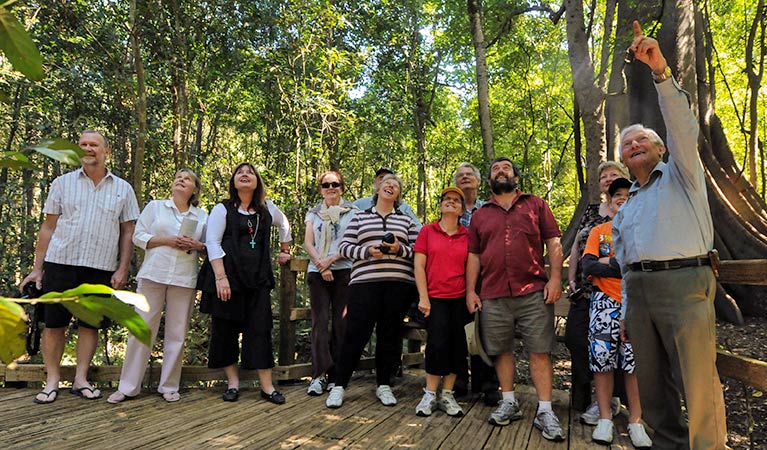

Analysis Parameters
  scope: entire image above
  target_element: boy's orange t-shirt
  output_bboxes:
[582,221,622,302]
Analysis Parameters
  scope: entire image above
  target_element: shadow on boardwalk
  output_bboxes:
[0,369,644,450]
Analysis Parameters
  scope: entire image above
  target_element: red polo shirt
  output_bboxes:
[413,221,468,298]
[468,192,561,299]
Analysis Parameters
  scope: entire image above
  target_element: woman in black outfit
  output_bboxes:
[199,162,285,404]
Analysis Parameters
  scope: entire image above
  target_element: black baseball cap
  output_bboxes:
[608,177,632,197]
[375,167,395,177]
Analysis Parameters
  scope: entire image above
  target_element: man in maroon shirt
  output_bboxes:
[466,157,565,441]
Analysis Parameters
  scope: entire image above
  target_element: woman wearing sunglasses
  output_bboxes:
[303,171,357,396]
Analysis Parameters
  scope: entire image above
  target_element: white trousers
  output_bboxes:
[117,279,195,395]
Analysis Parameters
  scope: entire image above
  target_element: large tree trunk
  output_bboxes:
[604,1,767,318]
[468,0,494,161]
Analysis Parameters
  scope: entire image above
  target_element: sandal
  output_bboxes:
[162,392,181,402]
[33,389,59,404]
[107,391,134,404]
[71,385,103,400]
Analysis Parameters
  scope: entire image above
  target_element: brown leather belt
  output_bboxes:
[628,256,711,272]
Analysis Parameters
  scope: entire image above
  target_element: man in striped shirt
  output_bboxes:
[21,130,140,404]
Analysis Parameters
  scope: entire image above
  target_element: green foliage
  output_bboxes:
[0,5,44,81]
[0,298,27,364]
[1,284,151,364]
[0,0,763,365]
[25,139,84,166]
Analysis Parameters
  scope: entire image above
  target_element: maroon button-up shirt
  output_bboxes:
[468,192,561,299]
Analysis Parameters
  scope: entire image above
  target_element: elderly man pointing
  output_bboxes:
[613,22,729,450]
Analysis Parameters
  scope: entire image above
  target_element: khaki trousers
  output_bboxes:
[625,266,728,450]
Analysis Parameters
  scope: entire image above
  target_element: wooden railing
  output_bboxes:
[1,256,766,392]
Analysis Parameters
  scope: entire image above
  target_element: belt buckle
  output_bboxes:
[639,261,654,272]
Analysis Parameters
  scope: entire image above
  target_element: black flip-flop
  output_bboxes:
[33,389,59,404]
[70,386,103,400]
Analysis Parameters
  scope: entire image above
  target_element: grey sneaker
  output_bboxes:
[592,418,614,445]
[580,397,622,425]
[487,399,522,426]
[306,378,326,396]
[376,385,397,406]
[415,390,437,416]
[627,422,652,449]
[534,410,565,442]
[326,386,345,408]
[438,390,464,417]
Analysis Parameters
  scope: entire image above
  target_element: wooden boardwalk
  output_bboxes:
[0,370,640,450]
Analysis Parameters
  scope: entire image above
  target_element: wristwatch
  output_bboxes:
[652,66,672,83]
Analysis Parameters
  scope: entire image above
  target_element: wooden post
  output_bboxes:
[278,263,298,367]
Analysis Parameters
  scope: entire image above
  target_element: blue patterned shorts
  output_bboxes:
[588,291,635,373]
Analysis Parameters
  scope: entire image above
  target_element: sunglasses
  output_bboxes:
[321,182,341,189]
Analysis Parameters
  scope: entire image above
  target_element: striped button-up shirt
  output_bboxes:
[43,168,140,271]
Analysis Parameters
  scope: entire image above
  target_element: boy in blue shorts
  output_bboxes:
[582,178,651,448]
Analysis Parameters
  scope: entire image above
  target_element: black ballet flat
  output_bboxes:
[222,388,239,402]
[261,390,285,405]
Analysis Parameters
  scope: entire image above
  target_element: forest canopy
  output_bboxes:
[0,1,765,314]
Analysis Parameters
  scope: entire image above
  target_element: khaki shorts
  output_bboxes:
[480,291,554,355]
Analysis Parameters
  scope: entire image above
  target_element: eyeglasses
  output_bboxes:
[321,182,341,189]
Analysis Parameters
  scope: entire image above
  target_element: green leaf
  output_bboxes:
[0,6,44,81]
[0,299,28,364]
[42,284,151,346]
[0,89,10,104]
[27,139,84,166]
[0,151,34,169]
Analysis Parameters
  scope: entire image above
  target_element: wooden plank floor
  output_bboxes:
[0,370,640,450]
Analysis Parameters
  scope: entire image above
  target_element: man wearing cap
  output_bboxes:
[354,167,422,231]
[612,22,728,450]
[466,156,565,441]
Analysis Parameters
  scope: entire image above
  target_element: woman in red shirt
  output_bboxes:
[413,187,469,417]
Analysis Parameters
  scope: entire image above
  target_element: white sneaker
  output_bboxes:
[534,410,565,442]
[306,378,326,396]
[376,385,397,406]
[326,382,336,392]
[592,418,614,445]
[438,391,464,417]
[326,386,345,408]
[415,390,437,416]
[488,399,522,426]
[580,397,622,425]
[627,422,653,449]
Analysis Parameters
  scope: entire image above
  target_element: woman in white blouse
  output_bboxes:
[108,169,207,403]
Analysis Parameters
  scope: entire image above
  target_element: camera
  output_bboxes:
[380,232,395,254]
[22,282,42,299]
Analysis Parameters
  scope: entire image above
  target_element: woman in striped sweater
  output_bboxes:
[325,174,420,409]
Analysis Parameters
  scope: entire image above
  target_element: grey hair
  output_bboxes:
[597,161,629,178]
[454,162,481,184]
[81,129,110,149]
[618,124,664,160]
[372,173,404,208]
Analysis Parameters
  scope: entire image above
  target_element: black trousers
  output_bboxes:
[207,288,275,370]
[424,298,468,376]
[565,297,592,410]
[334,281,414,387]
